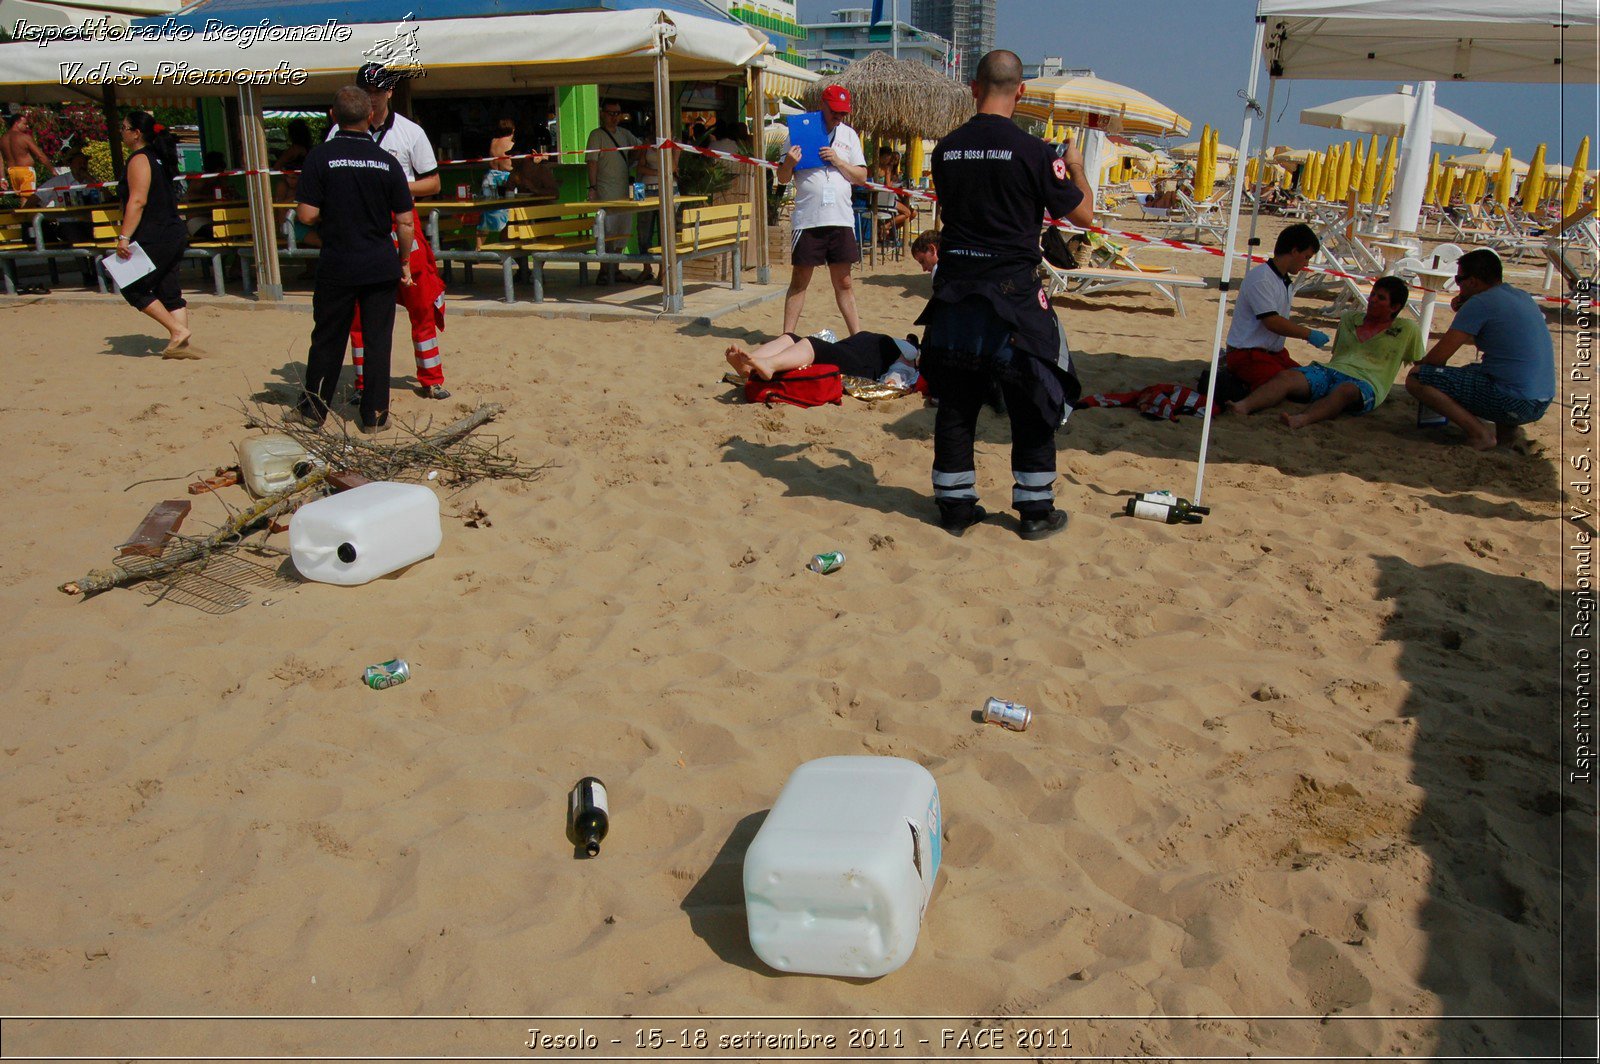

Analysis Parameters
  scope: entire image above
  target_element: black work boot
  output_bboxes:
[1017,508,1069,541]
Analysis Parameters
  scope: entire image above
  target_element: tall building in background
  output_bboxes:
[799,8,953,74]
[709,1,809,66]
[909,0,995,81]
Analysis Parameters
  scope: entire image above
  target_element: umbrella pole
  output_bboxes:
[1244,72,1277,256]
[1193,14,1268,507]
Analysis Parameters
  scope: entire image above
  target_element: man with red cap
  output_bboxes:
[774,84,868,336]
[331,63,451,401]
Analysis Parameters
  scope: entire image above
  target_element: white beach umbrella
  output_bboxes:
[1389,80,1435,238]
[1300,84,1496,148]
[1442,150,1529,173]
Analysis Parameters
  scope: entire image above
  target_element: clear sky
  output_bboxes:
[795,0,1599,165]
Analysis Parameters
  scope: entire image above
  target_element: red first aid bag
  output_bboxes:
[744,364,844,408]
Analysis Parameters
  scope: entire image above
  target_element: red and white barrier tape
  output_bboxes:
[10,134,1576,307]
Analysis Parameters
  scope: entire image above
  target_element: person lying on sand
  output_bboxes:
[725,330,919,385]
[1225,276,1422,429]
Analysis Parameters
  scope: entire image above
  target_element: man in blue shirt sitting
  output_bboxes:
[1405,249,1556,450]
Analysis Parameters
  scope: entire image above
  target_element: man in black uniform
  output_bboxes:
[293,85,416,433]
[918,50,1094,540]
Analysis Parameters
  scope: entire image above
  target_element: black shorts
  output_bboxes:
[784,331,898,379]
[792,225,860,267]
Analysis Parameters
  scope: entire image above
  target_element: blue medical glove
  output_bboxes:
[1307,329,1331,350]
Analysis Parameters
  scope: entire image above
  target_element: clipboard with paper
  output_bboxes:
[100,241,156,287]
[788,111,830,172]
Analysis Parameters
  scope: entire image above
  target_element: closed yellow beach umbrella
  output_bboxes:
[1376,134,1399,204]
[1303,152,1320,198]
[1424,152,1441,205]
[1359,133,1380,204]
[1337,143,1354,198]
[1493,148,1515,207]
[1522,143,1547,210]
[1565,136,1590,218]
[1199,124,1215,198]
[1245,155,1259,188]
[1439,165,1458,205]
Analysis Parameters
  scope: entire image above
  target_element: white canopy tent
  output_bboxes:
[0,8,768,102]
[0,6,774,308]
[1190,0,1598,504]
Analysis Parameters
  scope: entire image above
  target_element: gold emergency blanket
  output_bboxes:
[842,376,915,402]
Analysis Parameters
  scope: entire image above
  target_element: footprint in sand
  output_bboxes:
[1288,931,1373,1012]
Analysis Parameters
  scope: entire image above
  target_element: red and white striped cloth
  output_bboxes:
[1076,383,1209,421]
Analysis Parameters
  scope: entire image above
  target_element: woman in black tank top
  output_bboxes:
[115,111,194,356]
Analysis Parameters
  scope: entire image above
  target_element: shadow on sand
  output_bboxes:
[1373,555,1592,1056]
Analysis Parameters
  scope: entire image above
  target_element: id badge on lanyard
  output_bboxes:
[819,127,839,207]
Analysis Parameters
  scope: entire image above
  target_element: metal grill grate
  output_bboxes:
[129,541,301,615]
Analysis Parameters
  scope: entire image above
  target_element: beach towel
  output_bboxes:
[744,364,843,408]
[1076,383,1207,421]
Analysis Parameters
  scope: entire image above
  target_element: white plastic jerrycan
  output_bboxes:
[236,433,317,498]
[290,482,442,586]
[743,756,942,978]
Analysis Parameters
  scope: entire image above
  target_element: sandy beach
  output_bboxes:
[0,218,1585,1059]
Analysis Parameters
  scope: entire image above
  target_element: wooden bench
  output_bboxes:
[433,209,484,286]
[473,203,601,302]
[0,211,31,294]
[184,206,255,296]
[648,202,748,295]
[1044,264,1208,316]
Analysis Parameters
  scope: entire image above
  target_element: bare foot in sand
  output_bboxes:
[162,330,196,358]
[1465,428,1499,450]
[1279,411,1308,429]
[1224,399,1247,416]
[724,344,756,379]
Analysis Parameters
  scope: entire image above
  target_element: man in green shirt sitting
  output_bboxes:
[1225,276,1423,428]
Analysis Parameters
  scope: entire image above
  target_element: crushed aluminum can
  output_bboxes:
[810,328,838,344]
[982,696,1031,731]
[364,658,410,690]
[807,550,845,575]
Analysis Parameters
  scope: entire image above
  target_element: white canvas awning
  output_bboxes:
[0,7,768,103]
[1260,0,1599,83]
[0,0,177,37]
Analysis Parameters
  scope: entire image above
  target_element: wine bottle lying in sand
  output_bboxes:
[1124,496,1211,524]
[568,777,609,857]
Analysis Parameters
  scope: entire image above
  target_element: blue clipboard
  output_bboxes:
[788,111,829,171]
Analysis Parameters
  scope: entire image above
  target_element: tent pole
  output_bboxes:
[1191,13,1267,507]
[1244,70,1277,254]
[748,63,770,284]
[653,29,680,314]
[237,83,282,302]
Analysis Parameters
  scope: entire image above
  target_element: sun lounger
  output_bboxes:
[1040,245,1207,316]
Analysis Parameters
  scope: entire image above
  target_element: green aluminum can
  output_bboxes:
[364,658,410,690]
[807,551,845,575]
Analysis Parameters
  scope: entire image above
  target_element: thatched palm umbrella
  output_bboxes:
[802,51,973,142]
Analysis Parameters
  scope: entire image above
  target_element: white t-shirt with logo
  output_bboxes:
[327,111,438,182]
[785,121,864,232]
[1226,260,1294,351]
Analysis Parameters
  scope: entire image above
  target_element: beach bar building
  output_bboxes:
[0,1,814,311]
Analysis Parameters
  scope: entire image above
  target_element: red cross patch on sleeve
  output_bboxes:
[1052,157,1067,181]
